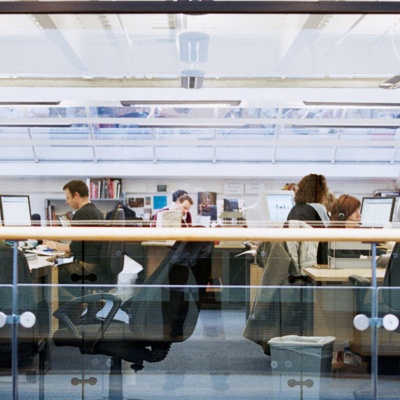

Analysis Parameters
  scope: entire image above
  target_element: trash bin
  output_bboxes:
[268,335,335,399]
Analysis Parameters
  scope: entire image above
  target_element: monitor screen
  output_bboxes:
[265,191,295,221]
[156,210,182,228]
[223,198,239,212]
[244,190,295,227]
[0,195,32,226]
[360,196,396,227]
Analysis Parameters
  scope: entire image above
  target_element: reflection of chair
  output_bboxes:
[243,239,316,355]
[67,208,126,289]
[0,244,47,397]
[95,208,126,287]
[52,240,214,399]
[349,242,400,374]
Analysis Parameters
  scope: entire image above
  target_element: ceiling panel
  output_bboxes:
[0,3,400,178]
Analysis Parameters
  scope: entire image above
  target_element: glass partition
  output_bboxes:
[1,234,398,399]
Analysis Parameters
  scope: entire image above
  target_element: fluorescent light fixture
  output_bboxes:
[379,75,400,89]
[0,124,72,128]
[303,101,400,107]
[120,100,241,106]
[0,101,61,106]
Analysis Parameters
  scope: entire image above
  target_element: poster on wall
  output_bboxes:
[128,197,144,208]
[127,197,145,219]
[153,195,168,210]
[197,192,218,221]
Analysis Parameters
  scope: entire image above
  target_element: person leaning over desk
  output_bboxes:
[43,179,103,303]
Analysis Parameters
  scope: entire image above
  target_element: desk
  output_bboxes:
[28,255,54,281]
[141,241,246,306]
[304,267,385,285]
[303,266,373,342]
[213,243,245,306]
[141,241,174,278]
[26,255,55,373]
[304,266,400,358]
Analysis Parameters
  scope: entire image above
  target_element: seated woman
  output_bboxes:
[286,173,330,264]
[330,194,361,229]
[329,194,386,258]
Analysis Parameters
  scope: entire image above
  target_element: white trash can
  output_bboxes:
[268,335,335,399]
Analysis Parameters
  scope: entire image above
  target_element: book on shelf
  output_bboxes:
[88,178,122,199]
[47,204,58,226]
[58,213,72,227]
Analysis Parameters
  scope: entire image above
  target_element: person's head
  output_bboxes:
[282,183,298,193]
[330,194,361,228]
[174,194,193,217]
[172,189,188,202]
[62,180,89,210]
[294,174,329,205]
[203,193,211,205]
[31,213,41,227]
[325,192,337,213]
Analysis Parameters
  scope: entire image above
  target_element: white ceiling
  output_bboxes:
[1,4,400,179]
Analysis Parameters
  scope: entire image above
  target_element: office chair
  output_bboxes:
[0,244,48,399]
[68,208,126,290]
[244,235,316,355]
[52,240,214,400]
[349,242,400,374]
[94,208,126,287]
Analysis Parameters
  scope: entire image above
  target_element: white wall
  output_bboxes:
[0,176,396,220]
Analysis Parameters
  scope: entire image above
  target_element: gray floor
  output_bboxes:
[1,308,400,400]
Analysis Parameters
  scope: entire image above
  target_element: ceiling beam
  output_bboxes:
[1,1,400,15]
[0,77,388,89]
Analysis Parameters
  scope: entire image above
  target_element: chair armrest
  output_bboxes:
[349,275,371,287]
[53,293,122,345]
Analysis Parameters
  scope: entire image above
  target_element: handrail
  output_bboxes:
[1,226,400,242]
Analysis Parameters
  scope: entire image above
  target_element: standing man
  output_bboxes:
[44,180,104,304]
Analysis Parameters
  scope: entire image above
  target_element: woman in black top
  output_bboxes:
[286,174,330,264]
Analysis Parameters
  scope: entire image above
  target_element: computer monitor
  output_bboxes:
[0,195,32,226]
[223,198,239,212]
[155,210,182,228]
[360,196,396,228]
[243,190,295,227]
[265,190,295,221]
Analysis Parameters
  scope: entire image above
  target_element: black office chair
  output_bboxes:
[0,244,48,398]
[349,242,400,374]
[67,208,126,291]
[93,207,126,287]
[52,240,214,399]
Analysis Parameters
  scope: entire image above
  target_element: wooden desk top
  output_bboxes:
[304,267,386,283]
[27,255,54,281]
[28,255,54,271]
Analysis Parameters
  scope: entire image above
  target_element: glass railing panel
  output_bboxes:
[0,284,47,400]
[374,287,400,399]
[38,284,378,399]
[2,235,395,399]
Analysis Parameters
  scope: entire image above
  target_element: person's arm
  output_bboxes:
[43,240,70,253]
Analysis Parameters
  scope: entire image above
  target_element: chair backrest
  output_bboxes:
[382,242,400,311]
[96,208,126,286]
